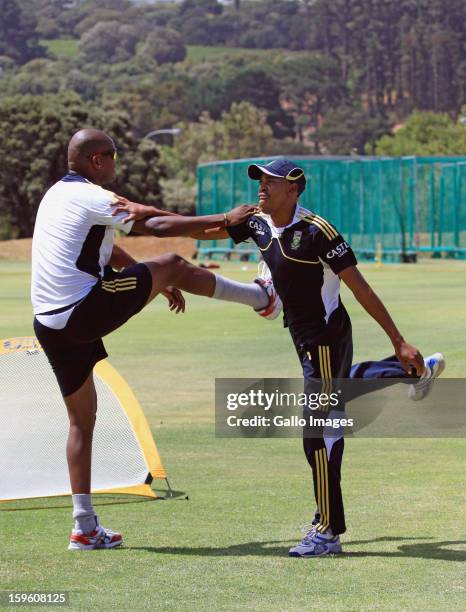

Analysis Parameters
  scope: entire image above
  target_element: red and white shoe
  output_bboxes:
[254,261,282,320]
[68,519,123,551]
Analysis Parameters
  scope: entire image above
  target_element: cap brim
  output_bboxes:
[248,164,285,180]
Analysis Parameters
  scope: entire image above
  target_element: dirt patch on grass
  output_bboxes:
[0,236,197,262]
[0,239,32,261]
[115,236,197,260]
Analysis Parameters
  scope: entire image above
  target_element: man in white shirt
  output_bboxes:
[31,128,278,550]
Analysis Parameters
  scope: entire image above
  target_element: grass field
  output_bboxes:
[40,39,289,63]
[185,45,279,62]
[0,259,465,611]
[41,39,79,60]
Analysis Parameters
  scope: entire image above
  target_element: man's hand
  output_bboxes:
[226,204,259,226]
[393,340,425,376]
[111,195,157,223]
[161,286,185,313]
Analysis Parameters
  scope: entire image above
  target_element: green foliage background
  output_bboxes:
[0,0,465,238]
[0,92,164,237]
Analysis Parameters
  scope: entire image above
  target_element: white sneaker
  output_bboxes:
[254,261,282,320]
[289,530,342,558]
[68,518,123,551]
[408,352,445,401]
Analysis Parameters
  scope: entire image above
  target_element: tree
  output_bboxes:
[35,0,74,38]
[161,102,274,178]
[175,0,224,45]
[179,0,223,17]
[0,55,16,74]
[0,93,165,238]
[316,105,390,155]
[273,54,347,147]
[74,9,126,37]
[160,177,197,215]
[78,21,138,64]
[0,0,45,64]
[2,58,62,96]
[225,68,295,138]
[183,59,237,120]
[374,112,466,156]
[142,28,186,65]
[100,65,199,138]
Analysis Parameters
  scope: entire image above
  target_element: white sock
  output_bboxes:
[72,493,96,534]
[213,275,268,310]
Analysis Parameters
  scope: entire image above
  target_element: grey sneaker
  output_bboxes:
[408,353,445,401]
[289,530,342,558]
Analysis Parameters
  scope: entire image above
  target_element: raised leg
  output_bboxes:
[142,253,266,309]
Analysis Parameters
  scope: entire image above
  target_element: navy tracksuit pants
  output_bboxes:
[298,327,416,536]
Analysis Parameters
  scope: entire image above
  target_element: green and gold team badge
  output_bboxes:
[291,231,302,250]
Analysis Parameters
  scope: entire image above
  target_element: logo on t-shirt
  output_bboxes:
[249,219,265,235]
[327,241,350,259]
[291,231,302,250]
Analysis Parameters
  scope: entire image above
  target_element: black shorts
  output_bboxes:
[33,263,152,397]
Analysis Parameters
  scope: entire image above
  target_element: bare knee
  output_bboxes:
[68,411,96,436]
[147,252,190,285]
[170,252,185,262]
[161,252,187,271]
[64,373,97,436]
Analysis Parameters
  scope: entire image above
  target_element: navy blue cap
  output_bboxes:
[248,159,306,194]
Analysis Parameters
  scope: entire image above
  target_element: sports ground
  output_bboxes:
[0,258,464,611]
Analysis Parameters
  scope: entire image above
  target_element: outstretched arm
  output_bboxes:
[111,197,179,221]
[111,197,257,238]
[111,197,253,239]
[339,266,424,375]
[132,213,230,237]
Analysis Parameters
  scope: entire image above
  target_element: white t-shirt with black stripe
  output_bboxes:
[31,173,134,328]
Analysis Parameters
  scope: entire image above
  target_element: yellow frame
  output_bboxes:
[1,337,166,501]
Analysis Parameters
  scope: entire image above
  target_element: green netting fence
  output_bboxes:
[196,156,466,262]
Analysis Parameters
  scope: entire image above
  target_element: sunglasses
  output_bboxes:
[88,149,118,161]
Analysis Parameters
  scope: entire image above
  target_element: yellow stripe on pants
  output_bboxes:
[316,448,330,533]
[318,346,332,402]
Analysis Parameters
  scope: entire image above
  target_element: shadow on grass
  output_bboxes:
[129,536,465,562]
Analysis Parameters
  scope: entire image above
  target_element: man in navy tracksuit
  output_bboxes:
[224,159,444,557]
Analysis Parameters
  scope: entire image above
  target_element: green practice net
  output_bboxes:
[197,156,466,261]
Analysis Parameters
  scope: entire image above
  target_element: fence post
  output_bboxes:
[359,161,364,249]
[344,161,354,244]
[336,164,343,231]
[398,158,408,259]
[459,163,466,256]
[229,162,235,249]
[377,159,384,251]
[438,172,444,252]
[454,163,460,251]
[429,168,436,251]
[403,156,416,250]
[212,171,218,249]
[196,167,203,253]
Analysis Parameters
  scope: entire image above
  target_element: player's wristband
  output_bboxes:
[223,212,230,227]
